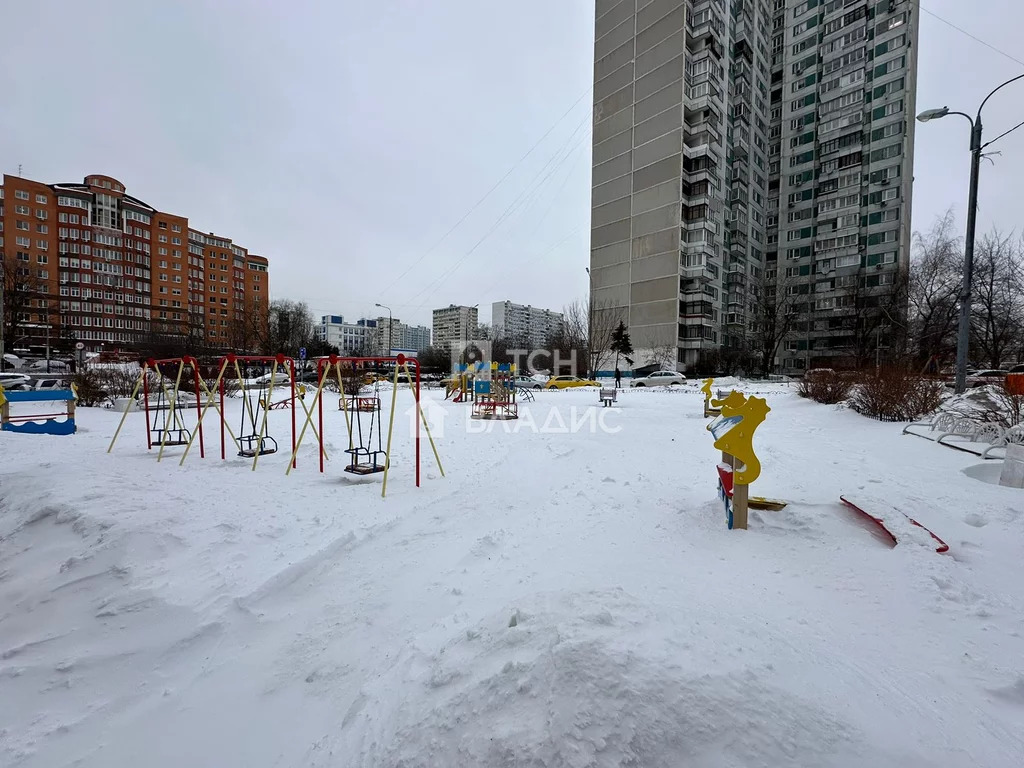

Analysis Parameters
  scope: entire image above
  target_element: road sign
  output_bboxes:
[75,342,85,350]
[299,347,307,360]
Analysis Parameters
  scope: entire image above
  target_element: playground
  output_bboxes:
[2,381,1023,766]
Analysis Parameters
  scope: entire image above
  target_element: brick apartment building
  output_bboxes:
[0,172,270,355]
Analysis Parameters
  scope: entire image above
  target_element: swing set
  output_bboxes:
[288,354,443,497]
[107,357,209,460]
[177,354,308,470]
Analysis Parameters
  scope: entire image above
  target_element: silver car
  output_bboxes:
[630,370,686,387]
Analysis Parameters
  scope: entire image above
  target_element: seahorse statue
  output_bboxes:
[712,394,771,485]
[700,377,714,405]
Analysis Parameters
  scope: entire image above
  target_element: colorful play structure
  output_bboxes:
[445,363,485,403]
[703,378,782,530]
[471,363,518,420]
[0,384,78,435]
[288,354,443,497]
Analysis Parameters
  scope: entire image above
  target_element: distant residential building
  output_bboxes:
[315,315,376,354]
[371,316,431,354]
[403,323,431,352]
[432,304,478,351]
[0,172,271,353]
[491,300,564,347]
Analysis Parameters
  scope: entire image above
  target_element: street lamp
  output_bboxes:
[916,72,1024,393]
[374,302,392,355]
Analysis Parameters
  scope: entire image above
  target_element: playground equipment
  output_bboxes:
[108,357,209,461]
[446,363,485,403]
[263,384,306,410]
[471,363,518,420]
[289,354,443,497]
[599,387,618,407]
[701,378,721,417]
[178,354,300,470]
[706,389,775,529]
[0,384,78,435]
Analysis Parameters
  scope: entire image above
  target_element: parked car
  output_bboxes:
[514,376,543,390]
[251,371,291,386]
[630,370,686,387]
[27,359,70,371]
[0,372,32,390]
[1008,364,1024,374]
[30,377,68,391]
[545,375,600,389]
[966,369,1008,388]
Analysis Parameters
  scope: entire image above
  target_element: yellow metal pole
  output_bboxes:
[180,359,230,465]
[295,385,328,461]
[380,363,402,498]
[156,361,185,462]
[286,362,331,475]
[336,362,354,451]
[402,361,445,477]
[250,359,278,471]
[107,364,147,453]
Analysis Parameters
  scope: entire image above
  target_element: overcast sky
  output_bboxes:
[2,0,1022,328]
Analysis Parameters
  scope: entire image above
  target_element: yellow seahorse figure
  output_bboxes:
[712,393,770,485]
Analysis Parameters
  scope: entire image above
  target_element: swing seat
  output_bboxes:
[152,428,190,447]
[237,435,278,458]
[344,448,387,475]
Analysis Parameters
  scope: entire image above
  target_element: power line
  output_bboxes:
[376,86,593,297]
[914,0,1024,67]
[400,111,594,309]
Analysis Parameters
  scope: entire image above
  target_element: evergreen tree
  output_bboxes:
[610,321,633,369]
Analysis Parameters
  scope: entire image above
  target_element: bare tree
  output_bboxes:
[908,210,962,371]
[971,229,1023,369]
[747,272,798,377]
[2,255,58,354]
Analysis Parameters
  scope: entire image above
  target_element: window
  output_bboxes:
[15,190,29,200]
[16,220,29,231]
[15,204,29,215]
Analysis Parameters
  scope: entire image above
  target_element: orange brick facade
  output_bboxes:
[0,173,270,353]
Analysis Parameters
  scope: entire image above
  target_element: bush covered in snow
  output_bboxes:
[797,369,853,404]
[847,367,944,422]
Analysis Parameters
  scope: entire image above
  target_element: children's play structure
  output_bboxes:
[288,354,443,497]
[706,386,773,530]
[0,384,78,435]
[108,357,208,460]
[445,363,484,403]
[471,363,518,420]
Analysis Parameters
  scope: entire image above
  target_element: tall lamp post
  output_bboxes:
[374,302,392,356]
[917,72,1024,393]
[585,266,594,375]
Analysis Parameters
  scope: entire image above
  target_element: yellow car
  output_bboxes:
[545,375,600,389]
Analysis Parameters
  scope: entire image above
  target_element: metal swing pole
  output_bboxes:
[107,363,148,454]
[156,360,185,462]
[403,360,444,480]
[380,360,402,498]
[250,358,278,471]
[286,359,331,476]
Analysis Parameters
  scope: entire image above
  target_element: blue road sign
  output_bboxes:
[299,347,307,360]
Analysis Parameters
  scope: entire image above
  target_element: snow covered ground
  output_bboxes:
[1,383,1023,767]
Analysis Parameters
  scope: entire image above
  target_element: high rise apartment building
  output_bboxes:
[0,173,270,353]
[432,304,479,352]
[590,0,918,372]
[491,300,564,347]
[373,316,431,354]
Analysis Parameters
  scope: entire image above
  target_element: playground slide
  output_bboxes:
[839,496,949,554]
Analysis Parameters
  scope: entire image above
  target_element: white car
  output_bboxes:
[0,372,32,390]
[514,376,543,390]
[27,359,70,371]
[630,370,686,387]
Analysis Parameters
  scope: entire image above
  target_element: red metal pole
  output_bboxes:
[142,361,152,450]
[414,358,421,488]
[191,358,205,459]
[318,360,326,474]
[220,372,226,461]
[289,358,297,469]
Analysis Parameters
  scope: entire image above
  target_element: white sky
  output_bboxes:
[2,0,1022,328]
